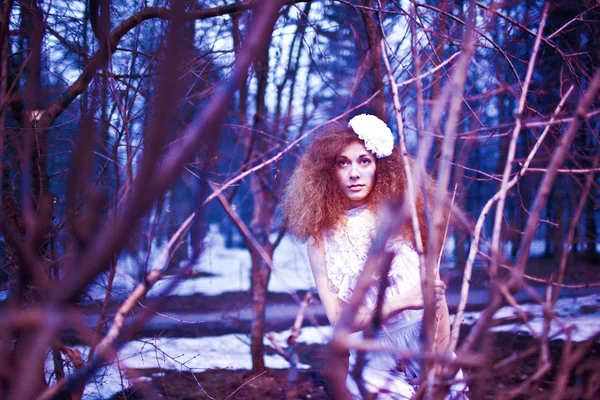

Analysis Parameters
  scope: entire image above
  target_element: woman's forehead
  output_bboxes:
[338,141,373,158]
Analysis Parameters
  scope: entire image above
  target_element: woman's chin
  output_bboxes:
[347,196,369,208]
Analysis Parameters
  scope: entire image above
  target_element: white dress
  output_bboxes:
[323,205,468,399]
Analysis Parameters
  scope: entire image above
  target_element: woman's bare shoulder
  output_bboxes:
[307,233,323,247]
[306,234,325,265]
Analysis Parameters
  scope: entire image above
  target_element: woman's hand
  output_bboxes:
[405,279,446,310]
[385,279,447,317]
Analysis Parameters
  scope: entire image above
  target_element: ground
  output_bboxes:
[109,327,600,399]
[99,256,600,399]
[3,255,599,399]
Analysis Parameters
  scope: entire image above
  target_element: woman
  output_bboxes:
[281,114,468,399]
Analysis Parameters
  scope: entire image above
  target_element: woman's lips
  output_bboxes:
[348,185,364,191]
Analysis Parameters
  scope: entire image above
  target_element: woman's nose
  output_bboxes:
[349,163,360,179]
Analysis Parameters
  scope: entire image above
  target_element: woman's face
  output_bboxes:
[335,141,376,208]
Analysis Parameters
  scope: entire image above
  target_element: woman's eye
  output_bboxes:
[337,159,348,166]
[360,158,371,164]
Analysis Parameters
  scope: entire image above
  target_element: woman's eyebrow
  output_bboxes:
[337,153,372,160]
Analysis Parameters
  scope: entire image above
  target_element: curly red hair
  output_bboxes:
[281,121,432,247]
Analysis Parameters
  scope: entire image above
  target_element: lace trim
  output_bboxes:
[323,206,375,303]
[323,207,422,309]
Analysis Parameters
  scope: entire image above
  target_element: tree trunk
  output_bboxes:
[358,0,384,118]
[452,120,474,268]
[248,12,277,373]
[248,160,277,373]
[167,5,196,269]
[511,174,533,258]
[491,91,512,246]
[249,242,274,372]
[429,0,449,168]
[5,3,49,395]
[167,188,191,270]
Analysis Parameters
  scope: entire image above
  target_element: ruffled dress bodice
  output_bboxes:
[322,205,423,327]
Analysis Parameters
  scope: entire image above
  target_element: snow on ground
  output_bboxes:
[119,335,309,371]
[49,327,333,399]
[266,325,334,346]
[146,233,315,297]
[83,295,598,397]
[0,228,564,303]
[6,226,600,399]
[63,297,600,399]
[84,229,555,302]
[84,226,316,301]
[454,294,600,342]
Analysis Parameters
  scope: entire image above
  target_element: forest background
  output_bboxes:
[0,0,599,399]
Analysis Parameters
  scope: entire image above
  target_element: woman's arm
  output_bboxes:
[385,281,451,353]
[384,280,447,320]
[306,236,350,376]
[307,236,344,326]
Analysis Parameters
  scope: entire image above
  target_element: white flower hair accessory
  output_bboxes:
[348,114,394,158]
